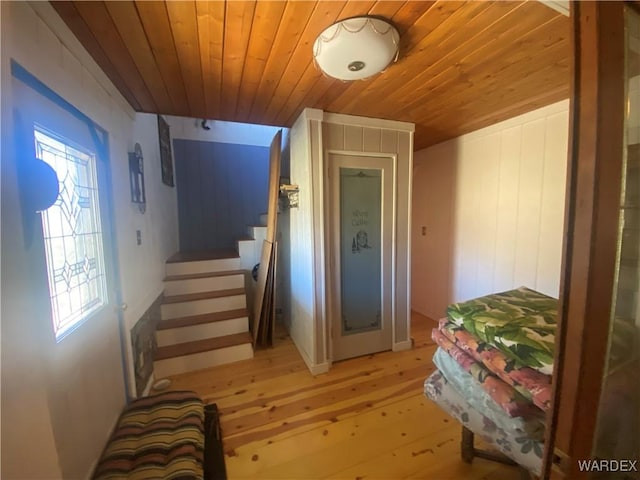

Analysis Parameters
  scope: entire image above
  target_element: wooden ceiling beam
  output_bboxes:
[235,1,287,122]
[50,1,141,110]
[221,0,257,120]
[135,0,190,117]
[247,1,318,124]
[165,1,207,118]
[104,1,174,114]
[402,17,569,123]
[275,0,398,125]
[262,1,348,126]
[330,1,522,117]
[74,1,157,111]
[196,1,225,118]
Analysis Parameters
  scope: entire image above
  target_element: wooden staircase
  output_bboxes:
[153,249,254,378]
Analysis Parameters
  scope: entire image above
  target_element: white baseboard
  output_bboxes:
[293,339,329,376]
[393,339,413,352]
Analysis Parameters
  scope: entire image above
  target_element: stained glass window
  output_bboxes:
[34,128,108,340]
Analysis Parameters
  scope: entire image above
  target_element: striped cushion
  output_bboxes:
[94,391,204,480]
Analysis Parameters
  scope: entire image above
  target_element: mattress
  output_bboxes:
[93,390,205,480]
[424,370,544,476]
[432,348,546,441]
[446,287,557,375]
[439,319,552,411]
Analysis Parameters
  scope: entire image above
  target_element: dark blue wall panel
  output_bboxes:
[174,139,269,252]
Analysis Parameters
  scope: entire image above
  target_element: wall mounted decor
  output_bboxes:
[158,115,174,187]
[129,142,146,213]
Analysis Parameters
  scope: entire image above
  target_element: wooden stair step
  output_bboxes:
[164,270,245,282]
[155,332,252,361]
[167,249,239,263]
[157,309,249,330]
[163,288,245,305]
[236,235,255,242]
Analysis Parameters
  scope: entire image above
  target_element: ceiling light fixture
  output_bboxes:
[313,16,400,81]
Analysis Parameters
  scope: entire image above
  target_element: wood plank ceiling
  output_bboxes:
[51,1,570,150]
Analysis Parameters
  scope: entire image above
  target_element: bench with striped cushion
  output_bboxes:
[93,390,206,480]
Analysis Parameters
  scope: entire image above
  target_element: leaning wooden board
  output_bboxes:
[252,130,282,346]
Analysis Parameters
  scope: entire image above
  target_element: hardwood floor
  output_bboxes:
[167,312,521,479]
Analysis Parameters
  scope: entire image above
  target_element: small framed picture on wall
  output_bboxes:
[157,115,174,187]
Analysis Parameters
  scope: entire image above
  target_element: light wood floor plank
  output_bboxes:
[167,311,521,479]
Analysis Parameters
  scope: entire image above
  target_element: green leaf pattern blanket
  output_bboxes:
[446,287,557,375]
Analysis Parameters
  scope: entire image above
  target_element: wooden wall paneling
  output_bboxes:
[404,29,564,124]
[332,1,490,116]
[513,119,546,290]
[103,2,173,113]
[367,1,408,22]
[544,3,625,478]
[325,123,345,151]
[450,85,570,141]
[252,240,273,345]
[475,134,501,294]
[272,0,376,115]
[492,125,522,292]
[273,1,397,125]
[312,0,437,112]
[165,1,206,118]
[72,1,156,111]
[343,125,364,152]
[134,0,189,117]
[363,128,382,153]
[221,1,257,120]
[273,64,324,126]
[253,131,282,346]
[537,111,570,296]
[401,12,566,123]
[395,129,412,343]
[175,140,204,251]
[266,131,282,243]
[247,1,317,123]
[195,1,225,117]
[235,1,287,122]
[50,2,141,110]
[420,47,569,133]
[380,129,398,154]
[462,138,486,300]
[206,144,227,249]
[263,1,347,125]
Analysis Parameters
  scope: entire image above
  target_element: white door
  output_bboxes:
[328,153,394,361]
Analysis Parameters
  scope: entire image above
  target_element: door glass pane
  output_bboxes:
[592,6,640,477]
[340,168,382,335]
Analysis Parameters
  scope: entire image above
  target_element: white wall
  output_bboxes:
[412,100,569,319]
[1,2,178,478]
[166,115,282,147]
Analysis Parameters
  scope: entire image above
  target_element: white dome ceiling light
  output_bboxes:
[313,17,400,81]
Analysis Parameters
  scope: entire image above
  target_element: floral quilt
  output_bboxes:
[439,319,552,412]
[432,328,540,418]
[446,287,557,375]
[433,348,546,441]
[424,371,543,476]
